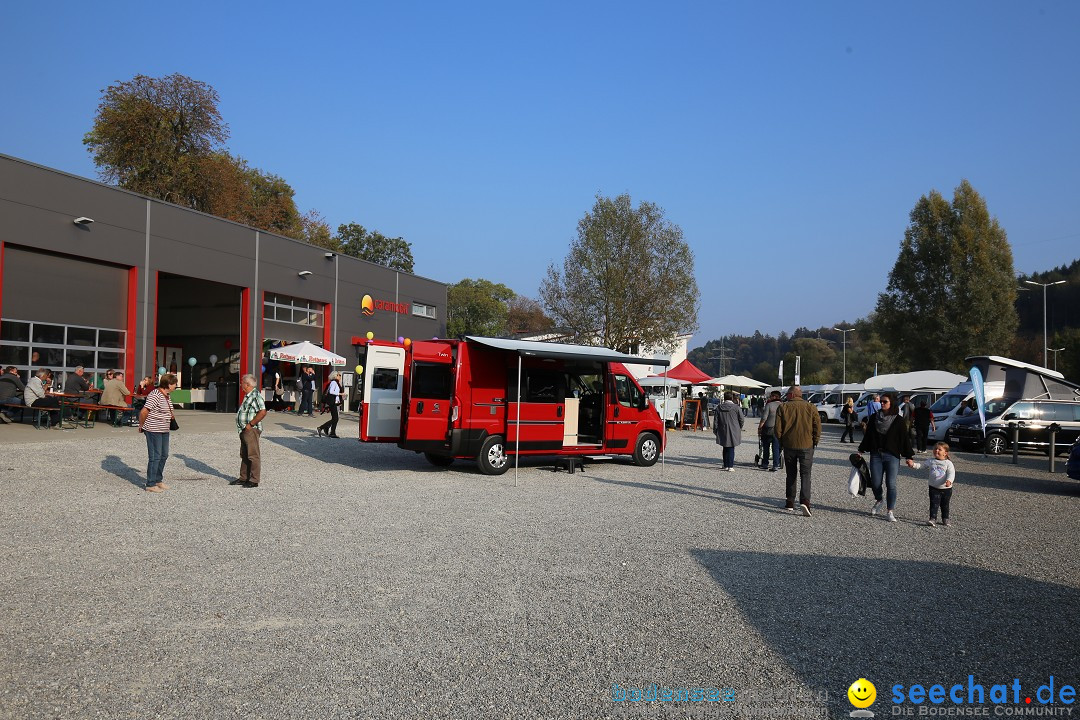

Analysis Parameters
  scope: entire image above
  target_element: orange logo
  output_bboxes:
[361,294,374,316]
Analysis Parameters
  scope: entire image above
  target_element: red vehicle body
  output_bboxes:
[352,336,667,475]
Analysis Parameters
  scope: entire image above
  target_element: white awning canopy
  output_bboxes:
[465,336,670,367]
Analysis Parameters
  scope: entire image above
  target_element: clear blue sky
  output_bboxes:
[4,1,1078,344]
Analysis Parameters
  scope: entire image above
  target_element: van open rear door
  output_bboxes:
[358,344,405,442]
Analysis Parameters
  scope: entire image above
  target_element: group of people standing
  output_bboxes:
[715,386,956,526]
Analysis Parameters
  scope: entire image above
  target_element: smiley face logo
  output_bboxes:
[848,678,876,709]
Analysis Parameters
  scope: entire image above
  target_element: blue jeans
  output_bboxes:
[870,451,900,510]
[145,431,170,487]
[722,446,735,469]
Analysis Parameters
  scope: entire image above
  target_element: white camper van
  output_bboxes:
[928,356,1075,443]
[637,376,688,427]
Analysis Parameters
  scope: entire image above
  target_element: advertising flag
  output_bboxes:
[778,360,783,382]
[969,366,987,434]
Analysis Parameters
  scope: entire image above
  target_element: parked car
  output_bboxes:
[983,399,1080,455]
[943,398,1010,450]
[1067,437,1080,480]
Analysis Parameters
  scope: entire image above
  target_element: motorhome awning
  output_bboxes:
[464,336,670,366]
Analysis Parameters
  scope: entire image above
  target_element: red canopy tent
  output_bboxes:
[656,359,712,384]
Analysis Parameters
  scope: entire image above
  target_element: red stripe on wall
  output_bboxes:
[240,287,250,404]
[126,267,138,380]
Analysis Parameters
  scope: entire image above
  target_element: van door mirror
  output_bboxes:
[637,395,648,411]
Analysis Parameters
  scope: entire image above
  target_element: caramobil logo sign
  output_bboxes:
[361,294,408,317]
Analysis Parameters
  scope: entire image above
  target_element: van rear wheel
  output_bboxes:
[477,435,509,475]
[634,432,660,467]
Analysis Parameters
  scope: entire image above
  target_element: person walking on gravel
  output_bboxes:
[774,385,821,516]
[713,392,744,471]
[858,391,915,522]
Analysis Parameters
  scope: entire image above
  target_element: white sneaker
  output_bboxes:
[800,504,812,517]
[887,511,897,522]
[727,467,736,472]
[872,501,883,516]
[927,519,936,527]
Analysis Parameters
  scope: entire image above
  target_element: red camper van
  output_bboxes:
[352,336,668,474]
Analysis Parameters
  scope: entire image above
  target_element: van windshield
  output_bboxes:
[930,394,965,413]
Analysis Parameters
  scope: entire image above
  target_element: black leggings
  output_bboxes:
[929,486,953,520]
[319,401,339,436]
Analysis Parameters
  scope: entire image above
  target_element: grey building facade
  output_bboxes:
[0,153,446,393]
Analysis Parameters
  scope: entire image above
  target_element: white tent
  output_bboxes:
[712,374,769,389]
[268,341,347,366]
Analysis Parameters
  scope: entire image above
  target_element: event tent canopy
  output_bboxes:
[656,359,712,384]
[268,341,347,366]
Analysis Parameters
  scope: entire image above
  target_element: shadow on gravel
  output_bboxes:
[693,550,1080,718]
[173,454,234,483]
[102,454,143,488]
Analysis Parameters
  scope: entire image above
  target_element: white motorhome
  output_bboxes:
[637,376,689,427]
[929,355,1077,443]
[854,370,967,423]
[816,383,865,423]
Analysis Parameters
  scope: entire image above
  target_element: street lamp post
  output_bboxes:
[1048,347,1065,372]
[1024,279,1066,367]
[832,327,854,393]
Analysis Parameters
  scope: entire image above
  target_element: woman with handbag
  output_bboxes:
[857,391,915,522]
[138,373,178,493]
[839,398,857,443]
[317,371,343,438]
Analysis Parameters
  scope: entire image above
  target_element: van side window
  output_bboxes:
[1008,402,1035,419]
[372,368,399,391]
[508,368,566,403]
[614,375,642,408]
[412,363,452,399]
[1048,404,1080,422]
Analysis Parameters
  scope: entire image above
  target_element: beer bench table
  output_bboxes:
[1,402,54,429]
[552,456,586,473]
[67,403,134,428]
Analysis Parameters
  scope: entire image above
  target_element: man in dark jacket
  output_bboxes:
[775,385,822,516]
[0,366,26,423]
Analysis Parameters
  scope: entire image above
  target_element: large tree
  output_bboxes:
[335,223,414,272]
[874,180,1017,371]
[84,73,228,206]
[447,278,516,337]
[540,193,699,353]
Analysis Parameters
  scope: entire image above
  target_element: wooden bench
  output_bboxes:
[68,403,135,428]
[1,402,54,429]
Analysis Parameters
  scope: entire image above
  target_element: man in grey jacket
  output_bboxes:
[757,391,782,471]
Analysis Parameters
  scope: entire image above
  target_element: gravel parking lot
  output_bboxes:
[2,412,1078,719]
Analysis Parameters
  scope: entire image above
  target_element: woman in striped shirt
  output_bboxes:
[138,373,177,493]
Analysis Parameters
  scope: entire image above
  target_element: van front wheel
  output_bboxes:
[985,433,1007,455]
[477,435,510,475]
[634,433,660,467]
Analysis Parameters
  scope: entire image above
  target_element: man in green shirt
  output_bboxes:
[232,373,267,488]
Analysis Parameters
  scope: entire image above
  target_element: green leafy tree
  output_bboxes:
[875,180,1018,371]
[295,210,336,250]
[540,193,699,353]
[335,223,415,273]
[447,279,516,337]
[84,73,228,206]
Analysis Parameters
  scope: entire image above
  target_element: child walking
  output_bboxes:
[906,442,955,527]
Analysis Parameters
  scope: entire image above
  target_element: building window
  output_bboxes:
[413,302,437,319]
[0,318,125,384]
[264,294,324,328]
